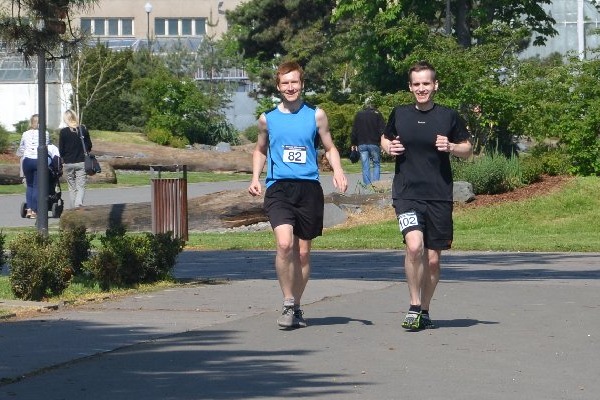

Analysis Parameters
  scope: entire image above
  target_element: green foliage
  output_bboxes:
[138,70,238,146]
[146,127,173,146]
[317,101,359,154]
[518,156,544,185]
[0,124,9,153]
[13,119,29,134]
[8,232,72,301]
[56,225,92,276]
[242,125,259,143]
[528,145,571,176]
[509,55,600,175]
[71,45,135,129]
[83,226,184,291]
[452,152,538,195]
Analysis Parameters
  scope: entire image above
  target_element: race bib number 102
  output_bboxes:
[283,145,307,164]
[398,211,419,232]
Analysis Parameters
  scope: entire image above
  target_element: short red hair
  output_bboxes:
[275,61,304,85]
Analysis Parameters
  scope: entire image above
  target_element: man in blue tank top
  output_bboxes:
[249,61,348,329]
[381,61,473,331]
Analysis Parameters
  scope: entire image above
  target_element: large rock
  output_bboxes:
[453,181,476,203]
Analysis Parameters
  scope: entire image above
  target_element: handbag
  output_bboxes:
[79,126,101,175]
[349,148,360,163]
[84,153,101,176]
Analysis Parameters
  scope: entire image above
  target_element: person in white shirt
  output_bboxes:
[17,114,50,218]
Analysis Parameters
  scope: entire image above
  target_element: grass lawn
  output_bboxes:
[184,176,600,253]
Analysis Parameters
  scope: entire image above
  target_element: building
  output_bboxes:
[519,0,600,60]
[0,0,254,132]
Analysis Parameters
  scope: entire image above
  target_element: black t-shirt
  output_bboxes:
[351,107,386,146]
[383,104,471,201]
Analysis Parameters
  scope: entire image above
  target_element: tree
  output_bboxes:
[137,66,236,146]
[0,0,98,63]
[226,0,341,95]
[69,43,133,129]
[334,0,559,49]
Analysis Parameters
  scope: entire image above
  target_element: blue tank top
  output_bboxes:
[265,103,320,188]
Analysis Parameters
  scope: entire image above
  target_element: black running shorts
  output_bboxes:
[264,180,324,240]
[393,199,453,250]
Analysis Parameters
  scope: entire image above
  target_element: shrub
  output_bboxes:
[519,155,544,185]
[168,135,189,149]
[242,125,259,143]
[0,123,10,153]
[139,232,184,282]
[529,145,570,176]
[84,225,145,290]
[452,152,528,195]
[13,119,29,134]
[56,225,93,276]
[83,226,184,291]
[8,232,72,301]
[147,127,173,146]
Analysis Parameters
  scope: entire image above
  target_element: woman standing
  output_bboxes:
[59,109,92,208]
[17,114,49,218]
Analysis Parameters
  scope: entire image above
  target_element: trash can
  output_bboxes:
[150,165,188,241]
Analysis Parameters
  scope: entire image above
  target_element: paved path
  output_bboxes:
[0,173,373,229]
[1,250,599,399]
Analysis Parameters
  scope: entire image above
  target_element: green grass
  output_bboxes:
[187,176,600,252]
[452,176,599,251]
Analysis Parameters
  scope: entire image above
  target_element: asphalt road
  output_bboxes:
[0,172,371,229]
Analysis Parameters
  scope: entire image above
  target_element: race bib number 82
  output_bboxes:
[283,145,307,164]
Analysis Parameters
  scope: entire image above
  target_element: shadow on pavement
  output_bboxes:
[176,250,600,282]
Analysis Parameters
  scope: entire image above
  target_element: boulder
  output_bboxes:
[453,181,476,203]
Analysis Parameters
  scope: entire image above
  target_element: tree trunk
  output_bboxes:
[456,0,472,48]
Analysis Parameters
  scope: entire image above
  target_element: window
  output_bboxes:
[81,19,91,34]
[122,19,132,36]
[155,18,165,35]
[168,19,178,35]
[94,19,105,35]
[181,19,192,35]
[80,18,134,36]
[194,19,206,35]
[108,19,118,36]
[155,18,207,36]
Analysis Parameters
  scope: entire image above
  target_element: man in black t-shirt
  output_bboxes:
[351,98,386,185]
[381,61,472,330]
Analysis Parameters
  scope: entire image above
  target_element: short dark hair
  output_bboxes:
[275,61,304,85]
[408,61,437,83]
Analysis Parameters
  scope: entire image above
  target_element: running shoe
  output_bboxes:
[419,313,436,329]
[401,310,421,330]
[277,305,295,328]
[294,308,308,328]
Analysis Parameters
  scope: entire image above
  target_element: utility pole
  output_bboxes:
[36,48,49,235]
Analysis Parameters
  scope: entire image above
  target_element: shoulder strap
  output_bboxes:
[78,126,89,156]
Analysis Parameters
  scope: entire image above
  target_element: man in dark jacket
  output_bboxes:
[351,98,386,185]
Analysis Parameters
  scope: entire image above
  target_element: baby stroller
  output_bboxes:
[20,150,64,219]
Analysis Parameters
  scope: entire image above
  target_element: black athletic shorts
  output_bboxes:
[264,180,324,240]
[393,199,453,250]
